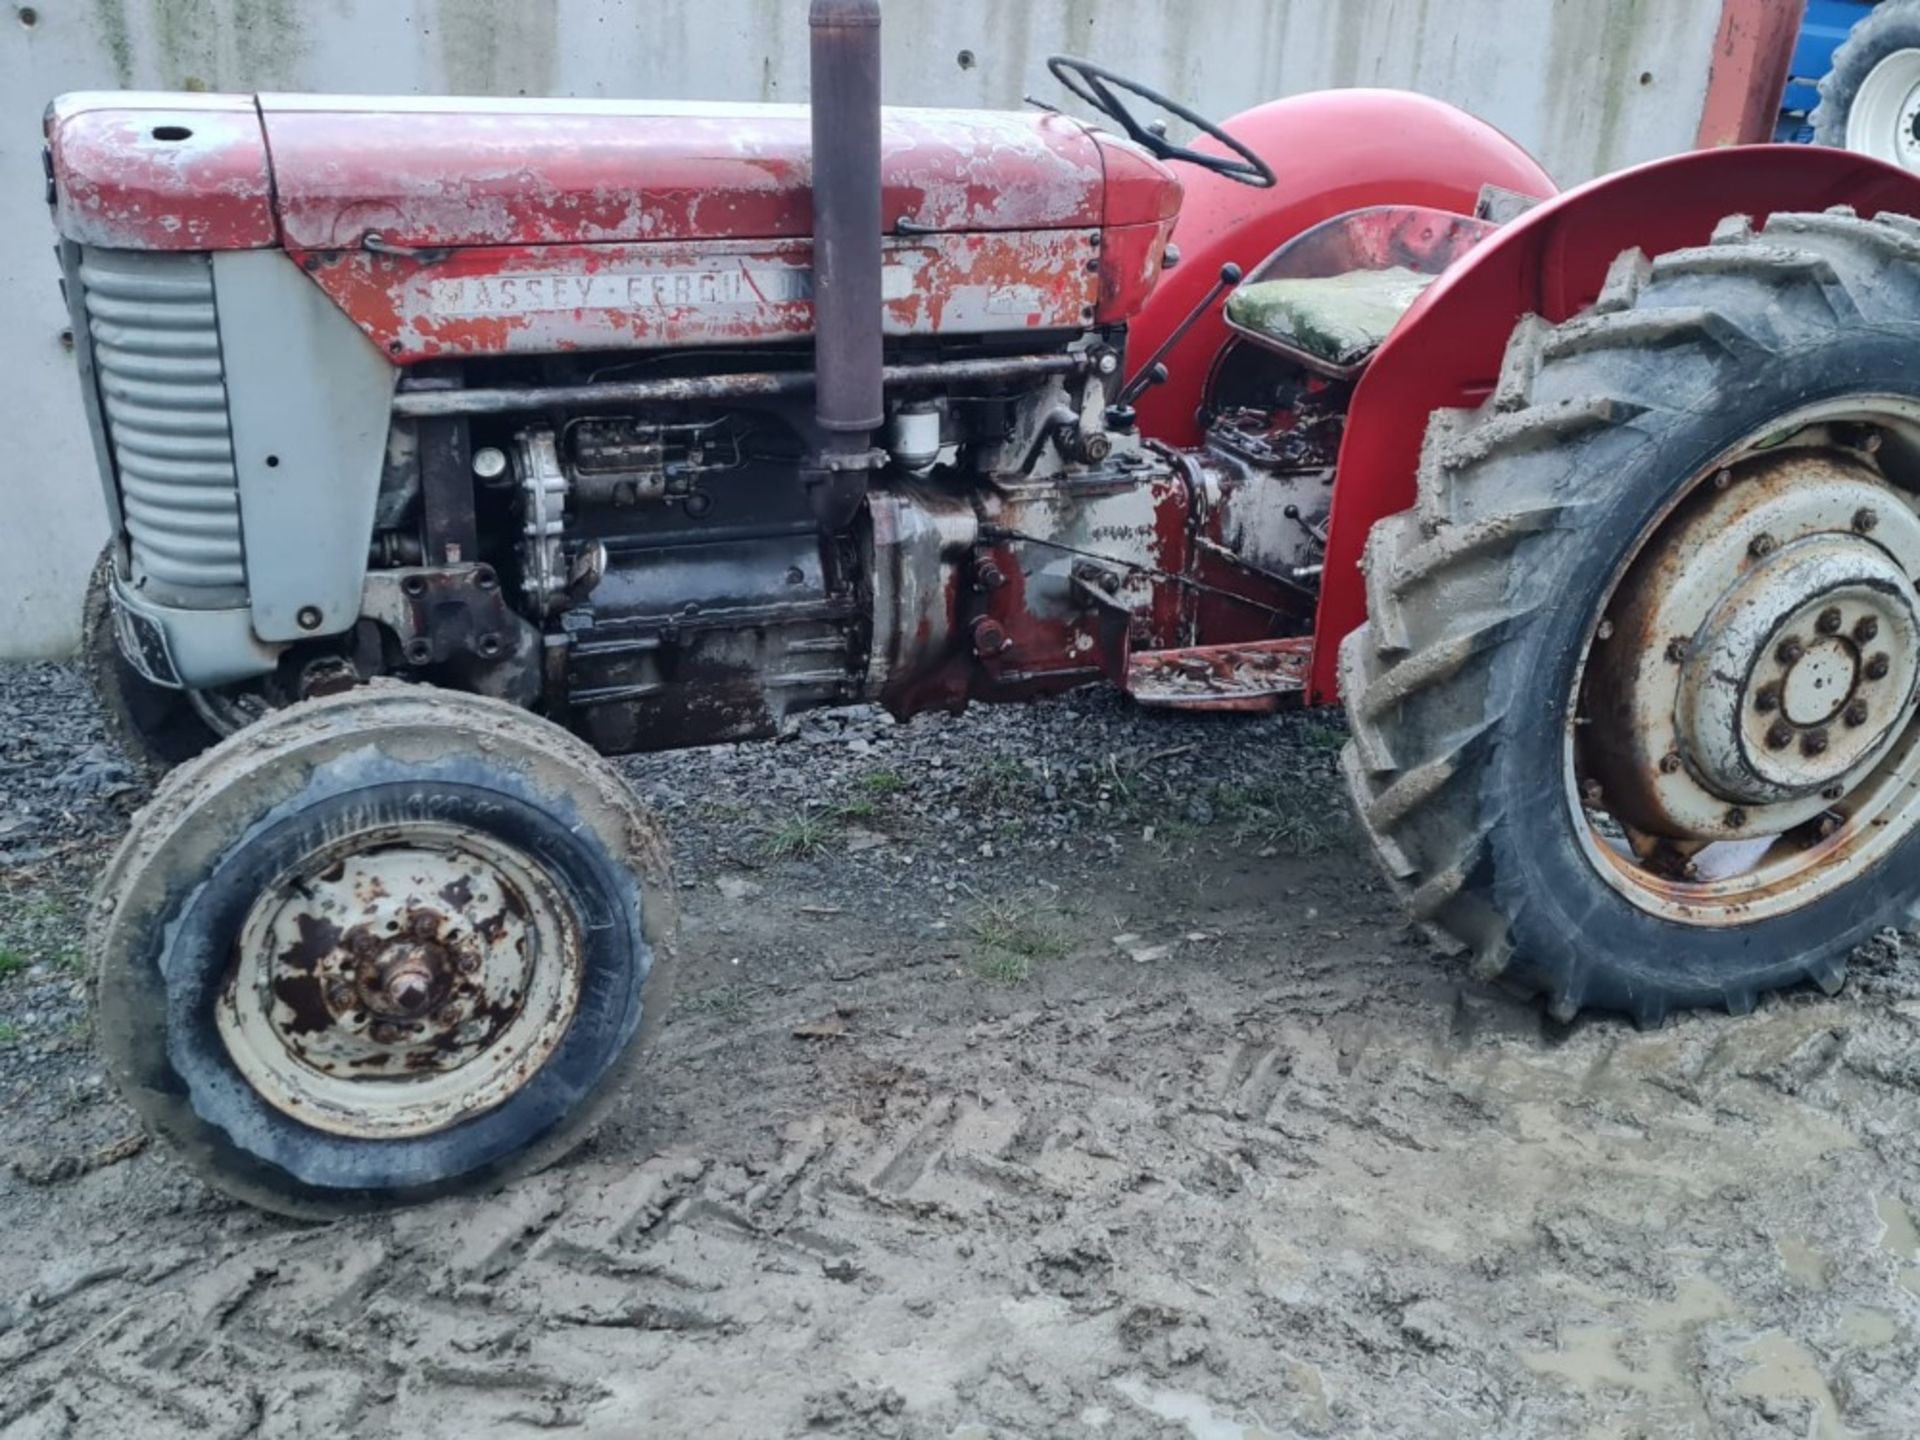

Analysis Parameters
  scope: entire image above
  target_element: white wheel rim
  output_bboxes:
[1568,400,1920,924]
[217,820,583,1138]
[1845,48,1920,170]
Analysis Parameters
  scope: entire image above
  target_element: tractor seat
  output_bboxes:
[1224,266,1437,374]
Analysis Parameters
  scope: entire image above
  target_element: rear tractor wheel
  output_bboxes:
[1342,209,1920,1025]
[91,684,676,1217]
[1814,0,1920,172]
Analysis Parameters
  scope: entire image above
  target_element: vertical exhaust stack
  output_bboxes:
[807,0,884,526]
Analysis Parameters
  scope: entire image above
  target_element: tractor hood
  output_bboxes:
[47,92,1181,253]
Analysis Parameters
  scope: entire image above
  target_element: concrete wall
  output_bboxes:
[1,0,1727,659]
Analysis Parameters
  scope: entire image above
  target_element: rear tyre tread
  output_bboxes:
[1341,212,1920,1020]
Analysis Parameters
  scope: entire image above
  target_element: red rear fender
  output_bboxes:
[1311,145,1920,702]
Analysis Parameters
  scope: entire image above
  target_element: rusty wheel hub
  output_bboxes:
[1574,416,1920,922]
[217,823,582,1138]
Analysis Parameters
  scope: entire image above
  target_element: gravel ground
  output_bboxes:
[3,662,1920,1439]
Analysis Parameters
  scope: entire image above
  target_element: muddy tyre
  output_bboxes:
[82,546,222,775]
[1814,0,1920,171]
[1341,209,1920,1025]
[91,683,676,1217]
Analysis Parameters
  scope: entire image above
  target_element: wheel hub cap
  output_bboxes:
[218,823,583,1139]
[1585,449,1920,840]
[1677,536,1920,805]
[1782,636,1855,727]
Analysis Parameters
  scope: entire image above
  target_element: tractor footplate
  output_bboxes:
[1124,638,1313,712]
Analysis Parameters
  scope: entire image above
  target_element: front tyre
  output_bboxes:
[81,546,224,775]
[1342,209,1920,1026]
[91,683,676,1217]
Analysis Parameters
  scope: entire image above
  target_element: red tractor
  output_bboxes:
[51,1,1920,1215]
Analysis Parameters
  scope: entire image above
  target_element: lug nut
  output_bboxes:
[1776,636,1805,666]
[1855,616,1880,643]
[1824,783,1846,800]
[1666,637,1690,663]
[1817,607,1844,636]
[1713,468,1734,491]
[1659,752,1683,775]
[1766,720,1795,750]
[1802,728,1831,757]
[1754,682,1780,714]
[1726,808,1748,829]
[1749,533,1778,558]
[1866,652,1892,681]
[1581,779,1605,805]
[1845,698,1870,728]
[1855,508,1881,533]
[326,981,355,1010]
[1817,810,1845,839]
[1595,619,1615,641]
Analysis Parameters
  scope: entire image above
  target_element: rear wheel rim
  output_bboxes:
[1569,399,1920,924]
[1845,48,1920,169]
[216,820,583,1138]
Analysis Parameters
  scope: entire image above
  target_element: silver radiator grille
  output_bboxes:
[80,250,244,600]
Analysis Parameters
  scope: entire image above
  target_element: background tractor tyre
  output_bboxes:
[1814,0,1920,170]
[1341,209,1920,1027]
[81,545,222,776]
[91,682,677,1219]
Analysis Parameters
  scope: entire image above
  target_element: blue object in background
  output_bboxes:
[1781,0,1878,139]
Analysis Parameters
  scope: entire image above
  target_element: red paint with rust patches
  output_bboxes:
[47,93,277,251]
[1131,90,1558,448]
[297,229,1103,361]
[256,96,1116,251]
[1096,220,1178,325]
[1144,467,1194,645]
[1310,145,1920,704]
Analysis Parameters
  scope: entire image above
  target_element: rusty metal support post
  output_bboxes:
[1695,0,1809,149]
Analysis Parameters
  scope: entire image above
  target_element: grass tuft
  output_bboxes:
[966,901,1071,985]
[765,813,833,860]
[858,769,907,797]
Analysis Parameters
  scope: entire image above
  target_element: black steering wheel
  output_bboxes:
[1047,55,1277,188]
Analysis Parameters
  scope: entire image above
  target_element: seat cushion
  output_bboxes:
[1225,266,1437,369]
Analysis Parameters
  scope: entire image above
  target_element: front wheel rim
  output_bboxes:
[1845,49,1920,169]
[1569,400,1920,925]
[217,819,584,1138]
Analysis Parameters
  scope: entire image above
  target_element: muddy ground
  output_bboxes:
[2,662,1919,1439]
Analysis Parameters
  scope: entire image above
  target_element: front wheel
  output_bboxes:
[1342,209,1920,1025]
[81,546,228,775]
[91,683,676,1217]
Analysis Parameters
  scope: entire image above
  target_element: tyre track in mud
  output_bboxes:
[5,665,1920,1437]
